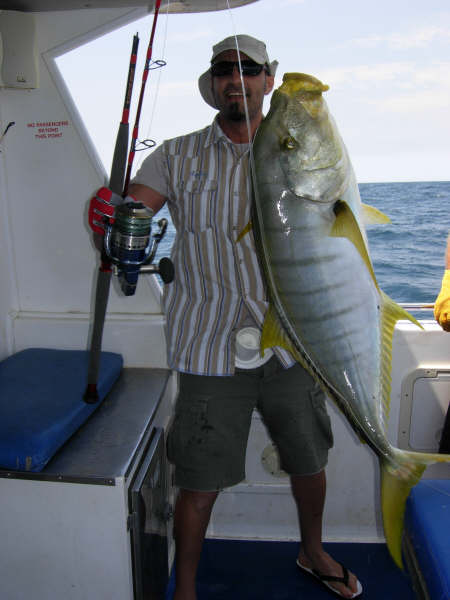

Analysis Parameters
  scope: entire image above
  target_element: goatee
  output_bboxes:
[225,103,246,121]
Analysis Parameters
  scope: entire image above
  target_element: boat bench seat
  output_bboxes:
[0,348,123,472]
[405,479,450,600]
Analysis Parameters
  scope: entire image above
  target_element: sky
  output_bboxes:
[56,0,450,183]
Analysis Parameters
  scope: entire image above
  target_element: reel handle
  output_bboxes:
[140,257,174,283]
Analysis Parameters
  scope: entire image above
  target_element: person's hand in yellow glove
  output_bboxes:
[435,270,450,331]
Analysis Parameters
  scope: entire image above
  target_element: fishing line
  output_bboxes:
[141,0,172,296]
[123,0,163,194]
[133,58,167,153]
[143,1,257,294]
[224,0,263,224]
[136,0,171,175]
[224,0,253,146]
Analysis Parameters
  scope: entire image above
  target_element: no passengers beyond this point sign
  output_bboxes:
[27,120,69,140]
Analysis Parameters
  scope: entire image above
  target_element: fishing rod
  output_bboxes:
[84,33,140,403]
[84,2,171,403]
[111,33,140,195]
[123,0,162,195]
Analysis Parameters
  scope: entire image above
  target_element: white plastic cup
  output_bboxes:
[235,327,273,369]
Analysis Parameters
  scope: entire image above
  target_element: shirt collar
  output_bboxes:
[204,116,229,148]
[204,116,252,150]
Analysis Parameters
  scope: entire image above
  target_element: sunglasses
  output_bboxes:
[210,60,266,77]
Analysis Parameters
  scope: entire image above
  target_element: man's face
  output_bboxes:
[211,49,274,123]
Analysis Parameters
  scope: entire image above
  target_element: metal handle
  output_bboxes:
[140,257,174,284]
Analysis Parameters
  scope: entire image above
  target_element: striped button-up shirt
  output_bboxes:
[133,118,295,375]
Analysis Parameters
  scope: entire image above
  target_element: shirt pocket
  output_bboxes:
[176,157,218,232]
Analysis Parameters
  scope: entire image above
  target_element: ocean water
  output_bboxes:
[361,181,449,305]
[154,180,449,311]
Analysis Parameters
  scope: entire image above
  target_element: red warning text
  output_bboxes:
[27,120,69,140]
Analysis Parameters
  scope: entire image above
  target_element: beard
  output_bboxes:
[213,79,267,124]
[214,84,253,122]
[224,102,247,121]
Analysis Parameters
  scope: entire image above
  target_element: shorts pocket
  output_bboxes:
[167,393,212,469]
[309,386,334,449]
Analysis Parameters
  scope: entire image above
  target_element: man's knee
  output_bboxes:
[178,488,219,513]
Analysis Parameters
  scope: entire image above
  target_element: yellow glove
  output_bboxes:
[434,270,450,331]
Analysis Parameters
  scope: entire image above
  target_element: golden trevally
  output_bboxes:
[248,72,450,568]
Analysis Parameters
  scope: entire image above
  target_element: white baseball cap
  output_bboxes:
[198,34,278,109]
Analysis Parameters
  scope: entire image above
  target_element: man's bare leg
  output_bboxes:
[172,488,218,600]
[291,471,360,599]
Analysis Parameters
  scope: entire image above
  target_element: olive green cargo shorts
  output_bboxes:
[167,356,334,492]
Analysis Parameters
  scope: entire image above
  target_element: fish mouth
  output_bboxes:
[273,74,348,202]
[279,72,329,96]
[277,73,329,120]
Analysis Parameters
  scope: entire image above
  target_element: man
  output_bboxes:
[434,235,450,454]
[90,34,361,599]
[434,235,450,332]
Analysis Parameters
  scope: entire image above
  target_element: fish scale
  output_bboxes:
[266,203,378,379]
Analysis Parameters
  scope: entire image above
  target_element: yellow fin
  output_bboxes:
[381,448,450,569]
[362,203,391,225]
[261,305,323,387]
[236,220,252,242]
[261,304,297,357]
[402,448,450,464]
[381,458,426,569]
[380,291,423,330]
[379,291,424,430]
[330,200,379,290]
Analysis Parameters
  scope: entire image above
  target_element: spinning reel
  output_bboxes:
[103,201,174,296]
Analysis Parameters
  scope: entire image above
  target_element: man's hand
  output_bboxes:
[88,187,124,236]
[434,270,450,332]
[88,187,131,236]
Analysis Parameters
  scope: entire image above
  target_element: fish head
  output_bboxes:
[256,73,350,204]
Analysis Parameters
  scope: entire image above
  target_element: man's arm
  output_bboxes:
[128,183,167,214]
[434,234,450,331]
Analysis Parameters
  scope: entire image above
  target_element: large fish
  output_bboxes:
[249,72,450,568]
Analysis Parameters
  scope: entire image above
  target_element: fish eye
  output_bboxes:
[283,136,297,150]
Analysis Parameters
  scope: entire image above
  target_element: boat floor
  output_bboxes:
[165,539,417,599]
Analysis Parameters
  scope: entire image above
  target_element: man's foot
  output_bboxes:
[296,550,362,599]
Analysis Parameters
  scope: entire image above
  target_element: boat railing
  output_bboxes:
[399,303,434,311]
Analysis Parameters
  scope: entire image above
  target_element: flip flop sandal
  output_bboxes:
[296,559,363,599]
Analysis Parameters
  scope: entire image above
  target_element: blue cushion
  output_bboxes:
[405,479,450,600]
[0,348,123,472]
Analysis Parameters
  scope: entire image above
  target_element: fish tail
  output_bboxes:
[380,458,425,569]
[381,449,450,569]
